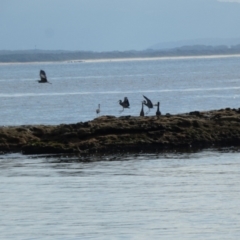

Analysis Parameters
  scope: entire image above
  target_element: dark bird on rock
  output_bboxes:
[143,95,153,114]
[119,97,130,112]
[140,101,144,116]
[38,70,51,84]
[154,102,161,117]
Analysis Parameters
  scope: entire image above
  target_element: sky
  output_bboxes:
[1,0,240,51]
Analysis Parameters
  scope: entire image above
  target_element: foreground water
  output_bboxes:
[1,149,240,239]
[1,56,240,239]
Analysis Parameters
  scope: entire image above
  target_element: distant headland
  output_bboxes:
[1,44,240,63]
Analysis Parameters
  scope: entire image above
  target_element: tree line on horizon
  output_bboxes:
[1,44,240,63]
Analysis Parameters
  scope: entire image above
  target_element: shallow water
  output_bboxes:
[1,56,240,239]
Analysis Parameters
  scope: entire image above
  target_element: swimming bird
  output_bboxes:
[140,101,144,116]
[38,70,51,84]
[154,102,161,117]
[119,97,130,112]
[143,95,153,114]
[96,104,100,116]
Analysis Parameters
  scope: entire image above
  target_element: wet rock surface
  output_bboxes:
[1,108,240,155]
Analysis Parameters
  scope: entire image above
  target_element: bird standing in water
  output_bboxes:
[140,101,144,116]
[38,70,52,84]
[154,102,161,117]
[143,95,153,114]
[119,97,130,112]
[96,104,100,116]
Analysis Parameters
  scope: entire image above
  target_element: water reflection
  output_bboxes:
[1,147,240,178]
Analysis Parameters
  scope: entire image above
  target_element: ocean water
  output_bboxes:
[1,55,240,125]
[1,56,240,239]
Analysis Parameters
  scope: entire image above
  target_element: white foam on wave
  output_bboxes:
[0,86,240,98]
[0,73,156,82]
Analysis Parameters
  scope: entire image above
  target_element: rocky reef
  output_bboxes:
[1,108,240,155]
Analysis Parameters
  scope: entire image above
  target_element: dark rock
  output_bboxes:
[189,111,201,116]
[1,108,240,155]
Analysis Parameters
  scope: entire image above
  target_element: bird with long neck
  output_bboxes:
[140,101,144,116]
[96,104,100,116]
[154,102,161,117]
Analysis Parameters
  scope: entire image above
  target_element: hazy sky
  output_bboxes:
[1,0,240,51]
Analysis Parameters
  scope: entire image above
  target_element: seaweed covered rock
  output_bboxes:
[1,108,240,155]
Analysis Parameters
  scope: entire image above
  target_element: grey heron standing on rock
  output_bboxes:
[119,97,130,112]
[140,101,144,116]
[96,104,100,116]
[154,102,161,117]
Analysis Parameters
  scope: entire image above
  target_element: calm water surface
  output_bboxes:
[0,55,240,125]
[1,150,240,239]
[1,56,240,239]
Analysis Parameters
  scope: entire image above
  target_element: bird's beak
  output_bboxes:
[154,104,158,106]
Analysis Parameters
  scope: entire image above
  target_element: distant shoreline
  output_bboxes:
[1,53,240,65]
[81,54,240,63]
[1,44,240,64]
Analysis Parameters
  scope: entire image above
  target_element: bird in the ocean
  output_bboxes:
[143,95,153,114]
[96,104,100,116]
[119,97,130,112]
[154,102,161,117]
[140,101,144,116]
[38,70,51,84]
